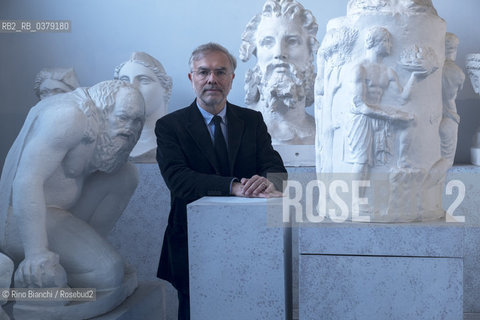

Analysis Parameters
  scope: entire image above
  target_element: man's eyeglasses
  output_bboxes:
[191,69,232,80]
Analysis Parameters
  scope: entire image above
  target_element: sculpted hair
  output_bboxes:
[239,0,319,62]
[189,42,237,71]
[445,32,459,51]
[113,52,173,106]
[87,80,139,115]
[365,26,390,50]
[33,67,80,99]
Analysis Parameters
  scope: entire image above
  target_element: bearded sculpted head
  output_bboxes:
[87,80,145,173]
[240,0,319,111]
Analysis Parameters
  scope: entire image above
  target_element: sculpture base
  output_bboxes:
[273,144,315,167]
[91,281,164,320]
[470,147,480,166]
[12,269,137,320]
[299,221,464,320]
[188,197,286,320]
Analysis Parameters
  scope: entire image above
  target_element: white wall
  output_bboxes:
[0,0,479,168]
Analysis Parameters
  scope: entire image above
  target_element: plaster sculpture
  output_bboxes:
[240,0,319,145]
[316,0,448,222]
[0,80,145,319]
[114,52,172,162]
[33,67,80,100]
[465,54,480,166]
[429,33,464,179]
[0,253,13,319]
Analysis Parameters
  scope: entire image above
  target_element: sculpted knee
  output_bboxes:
[67,248,124,290]
[90,249,124,290]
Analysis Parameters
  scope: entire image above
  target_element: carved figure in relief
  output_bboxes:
[114,52,172,162]
[240,0,319,144]
[315,26,358,171]
[0,80,145,318]
[465,53,480,165]
[440,34,464,166]
[347,0,437,15]
[425,33,464,184]
[345,26,421,181]
[34,67,80,100]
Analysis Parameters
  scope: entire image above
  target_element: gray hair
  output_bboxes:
[189,42,237,71]
[114,52,173,106]
[239,0,319,63]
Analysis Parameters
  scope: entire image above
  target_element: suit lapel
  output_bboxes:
[185,101,219,171]
[226,103,244,173]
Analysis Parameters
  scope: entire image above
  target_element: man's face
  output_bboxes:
[255,16,310,75]
[188,51,235,112]
[118,61,166,117]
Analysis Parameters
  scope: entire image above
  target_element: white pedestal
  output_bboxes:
[299,221,464,320]
[471,147,480,166]
[274,144,315,167]
[188,197,286,320]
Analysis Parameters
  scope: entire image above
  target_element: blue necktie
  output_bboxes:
[212,115,230,176]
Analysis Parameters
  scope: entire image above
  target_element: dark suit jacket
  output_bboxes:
[155,100,287,293]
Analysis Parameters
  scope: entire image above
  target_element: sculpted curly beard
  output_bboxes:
[91,128,138,174]
[244,62,315,114]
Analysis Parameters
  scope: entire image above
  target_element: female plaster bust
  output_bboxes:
[114,52,172,162]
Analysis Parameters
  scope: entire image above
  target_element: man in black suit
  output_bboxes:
[155,42,287,320]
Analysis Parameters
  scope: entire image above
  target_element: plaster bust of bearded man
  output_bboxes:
[33,67,80,100]
[114,52,173,162]
[0,80,145,319]
[240,0,319,145]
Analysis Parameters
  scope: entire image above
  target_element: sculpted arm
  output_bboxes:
[11,107,86,284]
[388,67,419,103]
[352,65,413,122]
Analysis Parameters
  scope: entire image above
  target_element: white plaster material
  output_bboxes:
[90,281,166,320]
[465,54,480,166]
[430,33,465,181]
[13,267,137,320]
[274,144,315,167]
[240,0,319,145]
[316,0,448,222]
[114,52,172,163]
[188,197,285,320]
[0,80,145,319]
[0,253,13,320]
[33,68,80,100]
[299,221,464,320]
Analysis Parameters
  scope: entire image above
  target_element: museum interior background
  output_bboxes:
[1,0,480,319]
[1,0,479,169]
